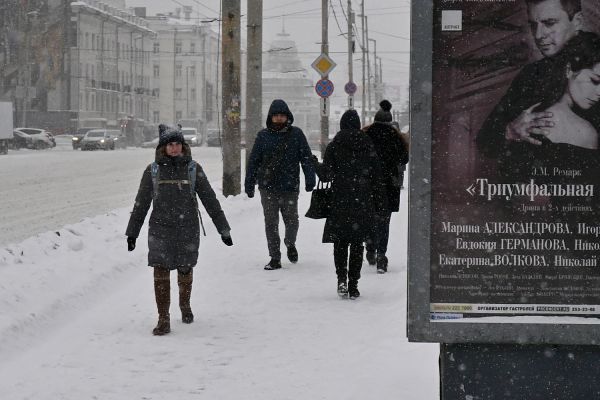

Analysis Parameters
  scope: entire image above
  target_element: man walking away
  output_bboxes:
[245,99,316,270]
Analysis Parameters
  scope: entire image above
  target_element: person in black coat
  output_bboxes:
[364,100,409,273]
[315,109,385,299]
[126,125,233,336]
[245,99,316,270]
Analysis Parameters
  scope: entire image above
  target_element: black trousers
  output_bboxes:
[333,241,363,284]
[366,211,392,256]
[259,189,299,261]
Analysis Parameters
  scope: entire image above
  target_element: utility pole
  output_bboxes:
[172,28,177,123]
[365,16,372,122]
[221,0,241,196]
[245,0,262,166]
[378,56,383,101]
[360,0,366,123]
[369,38,377,106]
[320,0,329,155]
[347,0,353,109]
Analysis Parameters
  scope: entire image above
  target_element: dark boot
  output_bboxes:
[178,269,194,324]
[334,241,349,297]
[377,255,388,274]
[286,244,298,263]
[348,242,363,300]
[153,267,171,336]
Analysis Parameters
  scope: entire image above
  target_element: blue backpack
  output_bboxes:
[150,160,206,236]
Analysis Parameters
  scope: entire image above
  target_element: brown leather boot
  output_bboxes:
[178,269,194,324]
[152,267,171,336]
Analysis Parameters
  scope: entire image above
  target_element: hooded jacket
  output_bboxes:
[316,110,386,243]
[126,142,230,269]
[245,99,316,194]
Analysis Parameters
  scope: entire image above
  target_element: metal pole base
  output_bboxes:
[440,343,600,399]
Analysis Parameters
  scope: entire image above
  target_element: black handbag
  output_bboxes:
[305,180,332,219]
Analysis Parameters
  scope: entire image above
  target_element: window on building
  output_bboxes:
[190,88,196,100]
[190,42,195,53]
[175,41,182,54]
[153,42,159,54]
[92,34,96,50]
[189,66,196,77]
[175,88,182,99]
[175,65,182,77]
[153,111,160,123]
[176,111,182,120]
[153,65,159,78]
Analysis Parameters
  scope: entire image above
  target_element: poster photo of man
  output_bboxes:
[430,0,600,320]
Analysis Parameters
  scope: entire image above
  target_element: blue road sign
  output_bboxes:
[315,79,334,98]
[344,81,357,95]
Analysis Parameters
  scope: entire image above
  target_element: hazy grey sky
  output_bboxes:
[126,0,410,102]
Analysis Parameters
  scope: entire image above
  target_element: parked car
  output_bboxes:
[181,127,203,146]
[81,129,119,150]
[141,137,159,148]
[12,128,55,150]
[206,128,221,147]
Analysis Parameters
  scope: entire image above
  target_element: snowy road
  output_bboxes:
[0,145,439,399]
[0,143,224,245]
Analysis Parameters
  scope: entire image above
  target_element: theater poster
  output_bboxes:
[429,0,600,322]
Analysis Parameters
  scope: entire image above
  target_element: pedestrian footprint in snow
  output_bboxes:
[126,124,233,336]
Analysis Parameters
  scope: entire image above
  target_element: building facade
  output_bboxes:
[0,0,155,138]
[262,29,320,148]
[143,7,221,133]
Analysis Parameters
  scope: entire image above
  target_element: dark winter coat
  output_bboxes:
[126,143,230,269]
[317,121,386,243]
[364,122,408,212]
[245,99,316,194]
[476,31,600,159]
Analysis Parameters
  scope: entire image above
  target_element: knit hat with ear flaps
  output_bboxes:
[374,100,393,123]
[157,124,185,148]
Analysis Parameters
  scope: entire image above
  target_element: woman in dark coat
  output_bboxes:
[364,100,409,273]
[315,110,385,299]
[126,125,233,335]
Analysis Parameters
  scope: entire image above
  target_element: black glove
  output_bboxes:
[221,234,233,246]
[312,155,319,165]
[127,237,136,252]
[246,190,254,198]
[306,186,314,192]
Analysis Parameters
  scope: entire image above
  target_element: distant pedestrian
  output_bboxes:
[126,124,233,336]
[245,99,316,270]
[314,109,385,299]
[363,100,409,273]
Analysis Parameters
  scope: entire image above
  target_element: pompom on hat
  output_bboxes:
[374,99,393,123]
[157,124,185,148]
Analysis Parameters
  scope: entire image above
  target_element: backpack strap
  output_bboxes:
[150,162,159,200]
[188,160,206,237]
[188,161,197,197]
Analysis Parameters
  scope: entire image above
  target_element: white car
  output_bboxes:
[181,127,203,146]
[81,129,119,151]
[13,128,55,150]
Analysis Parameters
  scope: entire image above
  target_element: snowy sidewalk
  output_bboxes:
[0,185,439,399]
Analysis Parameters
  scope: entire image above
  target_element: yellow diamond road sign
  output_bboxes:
[311,53,337,77]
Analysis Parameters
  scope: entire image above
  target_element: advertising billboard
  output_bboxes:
[409,0,600,343]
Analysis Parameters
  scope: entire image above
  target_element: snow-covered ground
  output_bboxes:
[0,144,439,399]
